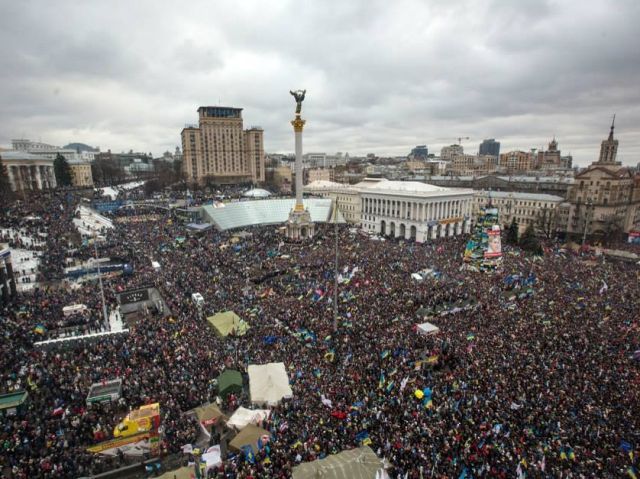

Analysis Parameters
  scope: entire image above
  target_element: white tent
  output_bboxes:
[201,445,222,472]
[227,407,270,430]
[248,362,293,406]
[416,322,440,336]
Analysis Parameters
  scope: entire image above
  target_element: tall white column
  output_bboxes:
[35,166,43,190]
[7,166,16,191]
[294,127,304,209]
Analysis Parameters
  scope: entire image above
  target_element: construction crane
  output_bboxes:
[433,136,471,145]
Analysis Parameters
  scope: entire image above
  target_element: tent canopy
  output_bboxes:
[217,369,243,398]
[194,403,226,432]
[292,446,385,479]
[227,406,270,430]
[416,322,440,336]
[248,362,293,406]
[229,424,271,453]
[207,311,249,337]
[158,466,193,479]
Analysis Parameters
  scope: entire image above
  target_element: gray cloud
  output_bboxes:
[0,0,639,165]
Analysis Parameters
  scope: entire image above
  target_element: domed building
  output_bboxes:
[243,188,272,199]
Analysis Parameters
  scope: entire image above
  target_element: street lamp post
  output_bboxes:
[93,232,109,326]
[333,197,339,332]
[581,200,593,247]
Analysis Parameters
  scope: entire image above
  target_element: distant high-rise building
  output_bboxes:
[181,106,265,184]
[499,151,533,172]
[440,144,463,160]
[409,145,429,159]
[479,139,500,158]
[536,137,564,170]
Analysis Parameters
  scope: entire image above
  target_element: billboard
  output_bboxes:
[628,231,640,245]
[484,228,502,258]
[120,289,150,304]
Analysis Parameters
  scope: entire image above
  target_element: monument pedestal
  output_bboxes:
[286,208,315,240]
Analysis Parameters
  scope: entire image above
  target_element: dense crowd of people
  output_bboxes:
[0,188,638,478]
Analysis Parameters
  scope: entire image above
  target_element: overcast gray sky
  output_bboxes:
[1,0,639,165]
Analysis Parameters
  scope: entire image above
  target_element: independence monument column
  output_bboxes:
[286,89,315,240]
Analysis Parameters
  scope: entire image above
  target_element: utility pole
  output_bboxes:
[93,232,109,326]
[333,197,339,332]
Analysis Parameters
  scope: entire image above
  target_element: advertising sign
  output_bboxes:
[484,229,502,258]
[121,289,149,304]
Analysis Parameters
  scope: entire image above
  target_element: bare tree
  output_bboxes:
[535,206,557,239]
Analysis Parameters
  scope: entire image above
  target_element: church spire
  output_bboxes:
[597,114,619,165]
[608,114,616,141]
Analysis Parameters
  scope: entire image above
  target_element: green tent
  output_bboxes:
[217,369,243,398]
[207,311,249,337]
[0,391,28,417]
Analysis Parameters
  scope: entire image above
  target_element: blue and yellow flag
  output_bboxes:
[241,445,256,464]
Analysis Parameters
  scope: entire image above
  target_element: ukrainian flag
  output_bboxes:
[241,445,256,464]
[378,372,385,390]
[34,324,46,335]
[385,381,395,393]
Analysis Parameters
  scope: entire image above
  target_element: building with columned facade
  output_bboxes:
[360,180,473,241]
[304,178,381,224]
[0,246,17,306]
[0,151,57,192]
